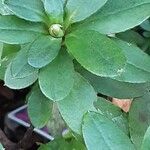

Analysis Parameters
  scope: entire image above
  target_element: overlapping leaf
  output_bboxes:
[28,36,61,68]
[94,98,129,135]
[0,15,47,44]
[39,50,74,101]
[117,30,145,47]
[4,63,38,89]
[38,138,86,150]
[58,73,96,134]
[28,85,52,128]
[4,44,38,89]
[82,112,135,150]
[1,44,20,57]
[4,0,47,22]
[77,65,149,98]
[129,92,150,149]
[11,45,38,78]
[113,39,150,83]
[44,0,64,23]
[66,30,126,77]
[141,19,150,31]
[0,42,3,65]
[0,44,20,80]
[141,126,150,150]
[65,0,107,23]
[0,0,12,15]
[73,0,150,34]
[0,143,4,150]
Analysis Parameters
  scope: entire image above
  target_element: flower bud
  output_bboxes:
[49,24,64,38]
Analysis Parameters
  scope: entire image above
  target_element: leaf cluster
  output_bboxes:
[0,0,150,149]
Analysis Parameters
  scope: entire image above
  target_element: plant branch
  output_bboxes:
[0,128,18,150]
[0,126,36,150]
[18,125,34,149]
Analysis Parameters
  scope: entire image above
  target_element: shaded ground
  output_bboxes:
[0,81,41,150]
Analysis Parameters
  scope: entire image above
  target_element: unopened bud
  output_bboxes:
[49,24,64,38]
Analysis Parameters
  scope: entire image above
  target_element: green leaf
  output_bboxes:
[39,50,74,101]
[46,103,66,137]
[0,15,48,44]
[4,0,47,22]
[94,98,129,135]
[0,143,4,150]
[1,44,20,58]
[44,0,64,23]
[114,63,150,83]
[74,0,150,34]
[76,64,149,98]
[65,0,107,23]
[0,1,13,15]
[66,30,126,77]
[69,139,87,150]
[141,126,150,150]
[116,30,145,47]
[143,31,150,38]
[28,36,61,68]
[38,139,70,150]
[11,45,38,78]
[4,63,38,89]
[113,39,150,83]
[38,138,86,150]
[0,42,5,80]
[0,57,10,80]
[79,67,149,99]
[82,112,135,150]
[94,98,122,118]
[28,85,52,128]
[58,73,96,134]
[115,40,150,74]
[141,19,150,31]
[0,44,20,80]
[94,98,124,117]
[129,92,150,150]
[0,42,3,65]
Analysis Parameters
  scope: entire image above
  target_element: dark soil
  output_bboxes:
[0,81,44,150]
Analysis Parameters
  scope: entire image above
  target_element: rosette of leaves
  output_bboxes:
[0,0,150,149]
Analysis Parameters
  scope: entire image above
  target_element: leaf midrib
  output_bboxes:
[90,115,113,150]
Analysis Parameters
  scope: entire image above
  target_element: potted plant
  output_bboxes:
[0,0,150,149]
